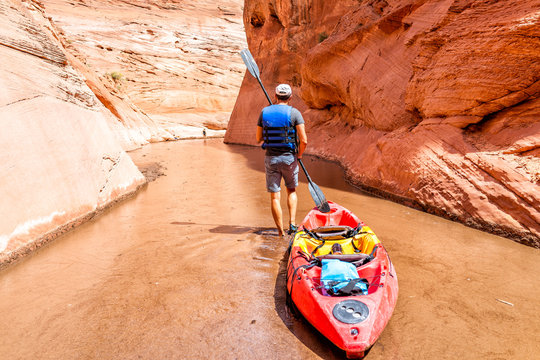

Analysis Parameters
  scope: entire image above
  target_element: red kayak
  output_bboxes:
[287,201,398,358]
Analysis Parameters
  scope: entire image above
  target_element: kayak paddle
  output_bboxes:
[298,159,331,213]
[240,49,272,105]
[239,48,331,213]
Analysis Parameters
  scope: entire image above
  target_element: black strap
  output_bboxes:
[288,262,317,297]
[263,131,295,137]
[263,127,295,136]
[369,245,378,257]
[347,223,372,254]
[263,127,294,132]
[327,278,369,296]
[326,278,369,296]
[351,238,360,253]
[347,223,365,237]
[351,245,379,267]
[310,238,325,257]
[303,226,322,240]
[338,278,365,295]
[264,138,296,144]
[302,227,325,257]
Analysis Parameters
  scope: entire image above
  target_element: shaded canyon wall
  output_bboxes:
[225,0,540,245]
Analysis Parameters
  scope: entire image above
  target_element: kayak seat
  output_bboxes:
[298,234,374,257]
[355,232,378,255]
[295,201,380,256]
[311,226,353,240]
[316,253,370,262]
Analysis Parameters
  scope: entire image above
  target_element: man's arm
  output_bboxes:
[256,111,264,144]
[296,123,307,159]
[256,126,263,144]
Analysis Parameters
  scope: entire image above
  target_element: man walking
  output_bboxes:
[256,84,308,237]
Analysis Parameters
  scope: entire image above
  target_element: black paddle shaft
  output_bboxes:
[257,77,273,105]
[298,158,312,183]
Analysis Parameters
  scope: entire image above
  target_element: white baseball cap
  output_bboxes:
[275,84,292,97]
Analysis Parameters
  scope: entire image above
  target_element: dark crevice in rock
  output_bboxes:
[268,2,282,26]
[99,155,121,194]
[463,95,538,133]
[250,11,265,27]
[4,94,42,107]
[377,4,415,34]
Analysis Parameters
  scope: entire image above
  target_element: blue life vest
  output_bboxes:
[261,105,296,151]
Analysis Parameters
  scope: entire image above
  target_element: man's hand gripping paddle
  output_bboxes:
[240,49,331,213]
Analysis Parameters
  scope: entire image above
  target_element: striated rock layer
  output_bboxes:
[39,0,247,148]
[226,0,540,246]
[0,0,146,266]
[1,0,246,266]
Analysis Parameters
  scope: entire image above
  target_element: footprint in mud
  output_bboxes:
[209,225,259,234]
[209,225,280,236]
[253,228,280,236]
[170,221,195,225]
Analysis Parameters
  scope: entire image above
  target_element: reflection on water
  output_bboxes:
[0,139,538,360]
[170,221,276,235]
[209,225,265,235]
[223,142,366,196]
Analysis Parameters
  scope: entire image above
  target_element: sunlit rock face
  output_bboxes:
[0,0,246,265]
[38,0,247,145]
[226,0,540,245]
[0,0,146,265]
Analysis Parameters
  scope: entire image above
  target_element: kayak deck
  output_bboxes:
[287,201,398,359]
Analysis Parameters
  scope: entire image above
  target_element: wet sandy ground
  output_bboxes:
[1,139,539,359]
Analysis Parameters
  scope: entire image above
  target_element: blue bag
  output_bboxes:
[321,259,368,296]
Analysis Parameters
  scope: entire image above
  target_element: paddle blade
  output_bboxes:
[308,182,331,213]
[240,49,260,79]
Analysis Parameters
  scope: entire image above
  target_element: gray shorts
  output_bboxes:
[264,153,299,193]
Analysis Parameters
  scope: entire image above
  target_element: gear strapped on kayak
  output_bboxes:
[286,243,380,299]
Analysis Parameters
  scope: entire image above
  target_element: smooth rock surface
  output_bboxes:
[0,0,145,266]
[1,0,246,266]
[39,0,247,147]
[226,0,540,245]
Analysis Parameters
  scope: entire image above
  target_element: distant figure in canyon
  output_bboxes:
[256,84,308,237]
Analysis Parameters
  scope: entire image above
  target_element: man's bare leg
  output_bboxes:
[286,187,297,229]
[270,191,285,236]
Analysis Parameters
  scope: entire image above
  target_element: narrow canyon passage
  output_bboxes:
[0,140,538,359]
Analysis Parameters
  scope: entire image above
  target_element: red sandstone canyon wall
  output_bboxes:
[226,0,540,245]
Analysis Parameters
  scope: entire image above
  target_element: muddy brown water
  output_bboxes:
[1,139,539,359]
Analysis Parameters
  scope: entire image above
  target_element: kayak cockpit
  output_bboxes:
[290,226,384,297]
[295,225,380,258]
